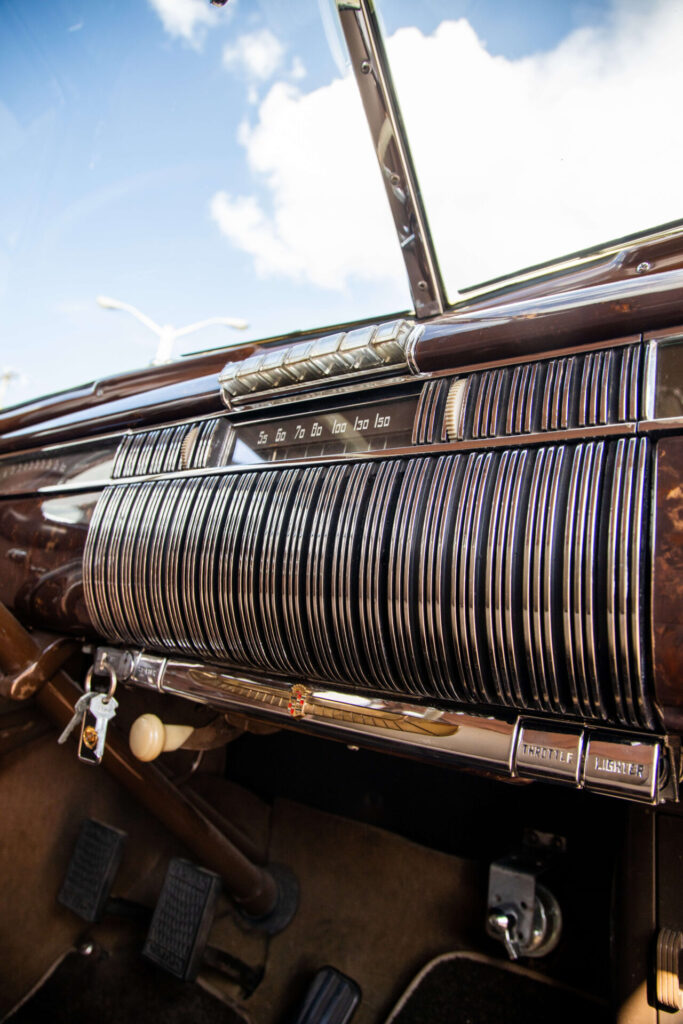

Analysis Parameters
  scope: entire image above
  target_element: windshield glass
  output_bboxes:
[0,0,409,408]
[2,1,682,409]
[377,0,683,300]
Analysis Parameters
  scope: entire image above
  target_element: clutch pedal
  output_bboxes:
[143,857,221,981]
[58,818,127,922]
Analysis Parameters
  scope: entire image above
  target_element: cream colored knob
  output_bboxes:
[129,714,194,762]
[444,377,468,440]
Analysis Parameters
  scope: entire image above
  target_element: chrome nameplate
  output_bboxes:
[583,736,660,801]
[515,724,583,784]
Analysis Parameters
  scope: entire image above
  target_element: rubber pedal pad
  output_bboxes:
[287,966,361,1024]
[57,818,127,923]
[143,857,221,982]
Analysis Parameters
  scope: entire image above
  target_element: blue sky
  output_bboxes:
[1,0,679,407]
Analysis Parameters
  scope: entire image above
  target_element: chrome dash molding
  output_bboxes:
[95,646,675,804]
[219,319,418,406]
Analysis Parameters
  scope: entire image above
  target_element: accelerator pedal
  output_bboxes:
[58,818,127,923]
[287,966,361,1024]
[143,857,221,981]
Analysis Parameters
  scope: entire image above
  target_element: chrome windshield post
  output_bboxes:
[336,0,446,319]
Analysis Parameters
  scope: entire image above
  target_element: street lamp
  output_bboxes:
[96,296,248,365]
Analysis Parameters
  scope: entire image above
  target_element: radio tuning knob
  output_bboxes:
[444,378,468,440]
[128,713,194,762]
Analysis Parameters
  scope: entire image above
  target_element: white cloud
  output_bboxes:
[210,78,404,290]
[210,0,683,296]
[147,0,217,47]
[222,29,285,81]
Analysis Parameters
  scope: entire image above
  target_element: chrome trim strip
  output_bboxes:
[96,645,671,803]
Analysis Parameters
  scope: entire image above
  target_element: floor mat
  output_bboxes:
[9,943,246,1024]
[237,799,487,1024]
[384,951,610,1024]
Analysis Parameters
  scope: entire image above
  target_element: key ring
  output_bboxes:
[84,661,117,702]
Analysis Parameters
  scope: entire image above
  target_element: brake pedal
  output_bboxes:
[143,857,221,981]
[58,818,127,922]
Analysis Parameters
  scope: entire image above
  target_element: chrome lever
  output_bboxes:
[487,911,520,960]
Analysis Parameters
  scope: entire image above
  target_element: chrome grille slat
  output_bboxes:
[86,437,656,729]
[503,449,532,706]
[584,443,606,717]
[432,455,468,703]
[449,454,482,702]
[181,474,221,658]
[630,439,654,728]
[506,367,523,435]
[199,474,240,659]
[600,349,614,424]
[453,454,489,702]
[524,363,541,433]
[522,450,547,711]
[333,463,375,685]
[398,459,436,694]
[471,373,488,440]
[531,448,558,713]
[515,365,531,434]
[112,435,134,478]
[467,453,495,702]
[240,472,280,669]
[149,428,172,476]
[216,472,257,664]
[306,464,348,682]
[282,467,324,678]
[148,479,185,650]
[412,384,429,444]
[134,430,160,477]
[606,440,628,722]
[164,478,202,655]
[485,450,512,705]
[105,484,144,642]
[117,480,156,646]
[629,345,642,420]
[540,362,557,432]
[387,460,428,696]
[416,457,452,701]
[124,433,147,478]
[542,447,568,714]
[359,461,402,691]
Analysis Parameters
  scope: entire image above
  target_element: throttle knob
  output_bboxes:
[129,713,194,762]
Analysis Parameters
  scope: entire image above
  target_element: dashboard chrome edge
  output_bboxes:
[94,646,677,805]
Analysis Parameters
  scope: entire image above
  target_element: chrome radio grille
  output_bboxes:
[450,343,641,440]
[83,438,655,730]
[112,418,234,478]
